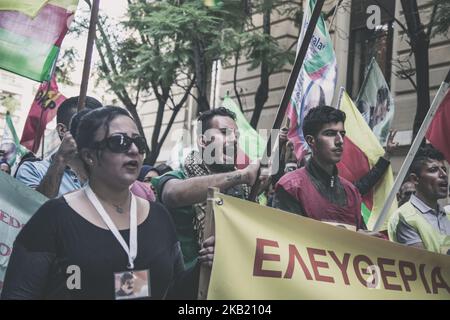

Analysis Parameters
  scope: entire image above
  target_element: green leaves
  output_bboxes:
[431,0,450,37]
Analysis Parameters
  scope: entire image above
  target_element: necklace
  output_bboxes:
[112,197,130,214]
[113,204,124,214]
[97,193,129,214]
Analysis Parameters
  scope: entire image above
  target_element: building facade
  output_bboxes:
[136,1,450,173]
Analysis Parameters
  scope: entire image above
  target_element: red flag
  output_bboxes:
[426,90,450,163]
[20,75,65,153]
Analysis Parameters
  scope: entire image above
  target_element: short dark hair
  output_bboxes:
[302,105,346,138]
[409,144,445,176]
[197,107,236,135]
[75,106,133,165]
[57,96,103,127]
[120,272,134,285]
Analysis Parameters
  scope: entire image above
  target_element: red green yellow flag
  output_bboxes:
[336,90,397,231]
[0,0,79,81]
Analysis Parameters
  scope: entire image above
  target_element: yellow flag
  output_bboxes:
[337,90,397,230]
[207,192,450,299]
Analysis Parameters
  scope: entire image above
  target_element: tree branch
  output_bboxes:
[233,49,244,112]
[426,2,438,43]
[403,73,418,90]
[168,93,177,110]
[157,77,196,149]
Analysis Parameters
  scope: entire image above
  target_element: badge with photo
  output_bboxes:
[114,270,150,300]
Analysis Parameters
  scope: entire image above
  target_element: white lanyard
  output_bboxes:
[85,184,137,270]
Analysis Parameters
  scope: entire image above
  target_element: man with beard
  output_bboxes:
[152,107,260,268]
[389,145,450,254]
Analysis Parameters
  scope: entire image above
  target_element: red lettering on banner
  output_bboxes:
[399,260,417,292]
[0,242,11,257]
[283,244,313,280]
[377,258,402,291]
[253,238,282,278]
[328,251,351,285]
[431,267,450,294]
[0,210,23,229]
[307,248,334,283]
[419,264,431,294]
[353,254,374,287]
[251,238,447,296]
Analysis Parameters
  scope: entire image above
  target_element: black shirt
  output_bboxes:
[1,197,194,300]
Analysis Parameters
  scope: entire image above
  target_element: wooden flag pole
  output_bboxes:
[248,0,326,201]
[197,187,219,300]
[77,0,100,111]
[373,69,450,231]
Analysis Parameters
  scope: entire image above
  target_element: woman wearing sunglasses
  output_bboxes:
[2,106,206,299]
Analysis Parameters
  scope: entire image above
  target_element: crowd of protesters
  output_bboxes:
[0,95,449,299]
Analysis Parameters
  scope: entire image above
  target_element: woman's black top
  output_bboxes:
[1,197,197,299]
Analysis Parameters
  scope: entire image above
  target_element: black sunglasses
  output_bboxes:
[94,133,146,154]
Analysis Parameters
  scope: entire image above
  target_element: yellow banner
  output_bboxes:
[207,192,450,300]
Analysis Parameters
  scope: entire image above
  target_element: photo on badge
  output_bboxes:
[114,270,150,300]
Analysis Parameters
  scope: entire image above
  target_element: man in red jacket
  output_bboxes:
[274,106,366,231]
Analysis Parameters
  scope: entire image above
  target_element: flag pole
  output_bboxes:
[373,69,450,231]
[41,130,45,159]
[31,80,52,153]
[355,57,375,103]
[197,187,218,300]
[77,0,100,111]
[248,0,326,201]
[335,86,345,109]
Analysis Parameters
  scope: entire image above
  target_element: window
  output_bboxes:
[346,0,395,98]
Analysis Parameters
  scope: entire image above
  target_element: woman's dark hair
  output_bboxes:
[76,106,132,151]
[302,105,346,138]
[75,106,134,169]
[69,108,93,138]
